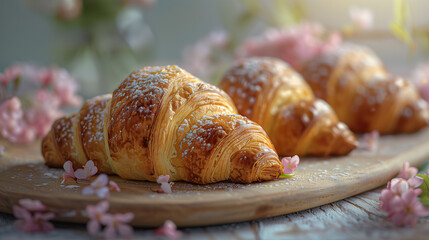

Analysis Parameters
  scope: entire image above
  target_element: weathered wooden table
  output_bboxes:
[0,138,428,240]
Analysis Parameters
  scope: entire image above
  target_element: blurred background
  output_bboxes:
[1,0,429,98]
[1,0,429,144]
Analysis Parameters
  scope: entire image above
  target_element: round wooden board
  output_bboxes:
[1,128,429,227]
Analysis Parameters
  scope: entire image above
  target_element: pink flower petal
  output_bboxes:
[362,130,379,151]
[19,199,47,211]
[92,174,109,187]
[408,176,424,188]
[96,187,110,199]
[75,169,89,180]
[160,182,172,194]
[104,224,117,240]
[109,181,120,192]
[117,223,133,238]
[63,161,73,173]
[281,155,300,175]
[400,161,418,179]
[154,220,183,239]
[13,206,31,220]
[39,221,55,233]
[85,160,98,177]
[414,202,429,217]
[157,175,170,184]
[87,219,101,235]
[390,178,409,195]
[13,219,36,233]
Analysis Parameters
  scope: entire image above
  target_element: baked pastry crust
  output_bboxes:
[42,65,283,184]
[220,57,357,156]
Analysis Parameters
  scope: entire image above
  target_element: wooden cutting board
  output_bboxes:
[1,128,429,227]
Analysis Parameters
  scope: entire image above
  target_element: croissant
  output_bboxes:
[42,65,283,184]
[301,44,429,134]
[219,57,358,156]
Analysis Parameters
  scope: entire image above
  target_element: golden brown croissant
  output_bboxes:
[301,44,429,134]
[219,57,358,156]
[42,65,283,184]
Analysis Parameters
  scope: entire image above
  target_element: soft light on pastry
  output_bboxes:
[219,57,358,156]
[301,44,429,134]
[42,65,283,184]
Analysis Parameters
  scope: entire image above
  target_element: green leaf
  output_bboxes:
[417,174,429,198]
[279,173,295,179]
[421,197,429,207]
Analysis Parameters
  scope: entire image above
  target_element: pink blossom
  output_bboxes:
[361,130,379,151]
[1,65,21,86]
[13,199,55,233]
[411,63,429,102]
[101,212,134,239]
[74,160,98,180]
[156,175,172,194]
[0,64,82,144]
[62,161,76,184]
[281,155,300,175]
[389,178,410,196]
[154,220,182,239]
[19,199,47,212]
[387,188,429,227]
[380,176,429,227]
[400,161,418,179]
[82,174,110,199]
[236,22,342,71]
[0,97,35,144]
[53,69,82,107]
[408,176,424,188]
[349,6,373,30]
[109,181,120,192]
[86,200,109,236]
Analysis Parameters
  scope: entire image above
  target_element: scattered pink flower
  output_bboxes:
[154,220,183,239]
[61,160,76,184]
[109,181,120,192]
[13,199,55,233]
[361,130,379,151]
[236,22,342,71]
[82,174,110,199]
[86,200,109,236]
[74,160,98,180]
[387,188,429,227]
[156,175,172,194]
[101,212,134,239]
[400,161,418,179]
[19,199,47,212]
[380,174,429,227]
[349,6,373,30]
[281,155,300,175]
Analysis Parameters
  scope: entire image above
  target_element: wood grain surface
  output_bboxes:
[1,128,429,227]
